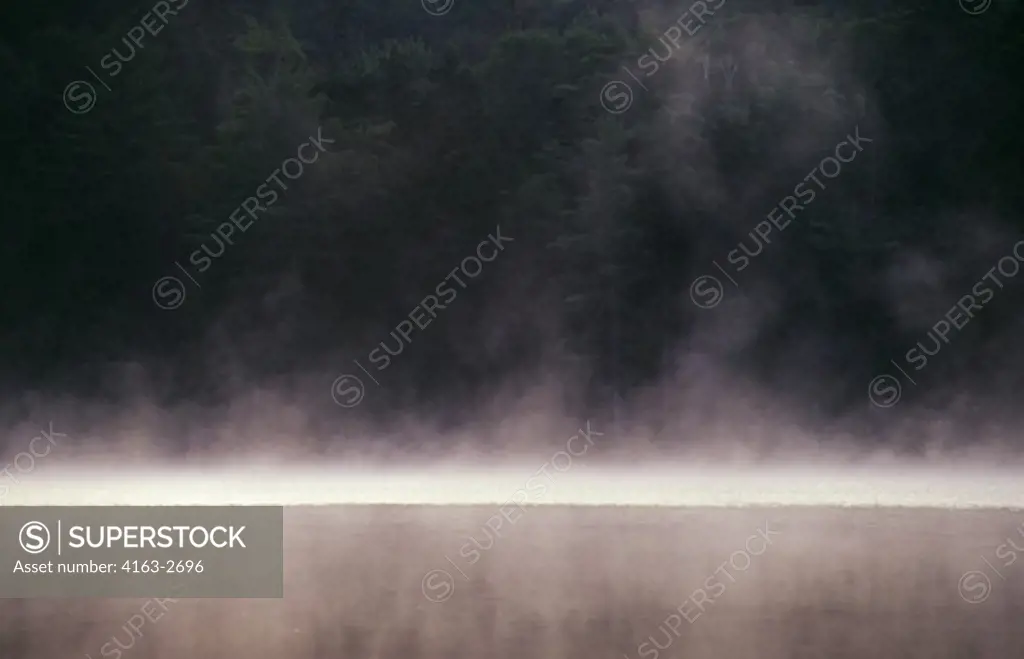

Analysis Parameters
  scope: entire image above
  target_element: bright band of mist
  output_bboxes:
[3,465,1023,509]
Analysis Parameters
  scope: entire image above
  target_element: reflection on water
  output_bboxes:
[2,506,1023,659]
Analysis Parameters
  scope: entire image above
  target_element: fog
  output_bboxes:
[4,335,1024,659]
[5,465,1024,508]
[4,0,1023,656]
[3,400,1024,659]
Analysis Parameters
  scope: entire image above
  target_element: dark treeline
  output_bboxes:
[2,0,1023,436]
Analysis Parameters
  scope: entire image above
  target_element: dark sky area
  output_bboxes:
[1,0,1022,458]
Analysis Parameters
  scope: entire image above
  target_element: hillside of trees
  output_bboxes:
[3,0,1023,440]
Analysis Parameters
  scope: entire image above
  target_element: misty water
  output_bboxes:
[2,505,1023,659]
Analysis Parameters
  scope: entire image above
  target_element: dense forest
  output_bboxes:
[2,0,1023,445]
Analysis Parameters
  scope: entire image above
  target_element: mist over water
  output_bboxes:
[4,465,1024,508]
[4,393,1024,659]
[3,343,1024,659]
[3,402,1024,659]
[4,0,1024,657]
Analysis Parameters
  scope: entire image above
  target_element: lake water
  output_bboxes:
[2,504,1022,659]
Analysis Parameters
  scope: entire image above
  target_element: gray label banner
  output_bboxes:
[0,506,283,597]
